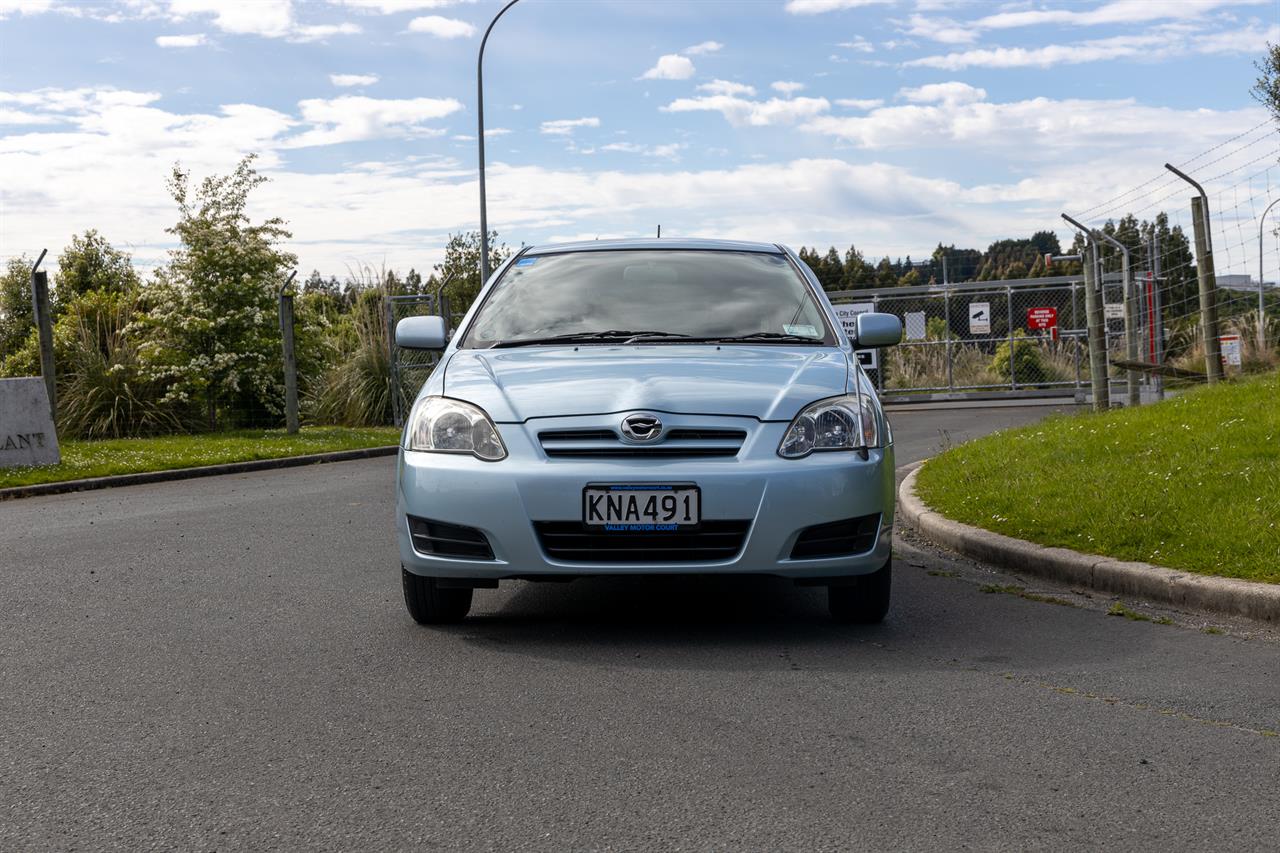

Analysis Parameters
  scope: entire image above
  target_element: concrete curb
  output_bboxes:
[0,445,399,502]
[898,464,1280,623]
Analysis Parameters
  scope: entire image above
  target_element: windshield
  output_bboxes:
[461,249,833,348]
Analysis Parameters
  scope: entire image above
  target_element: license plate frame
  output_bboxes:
[582,484,701,531]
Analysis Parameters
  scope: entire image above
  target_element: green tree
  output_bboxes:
[0,256,35,363]
[1003,261,1029,280]
[435,230,511,317]
[875,257,897,287]
[1252,43,1280,123]
[56,230,139,301]
[140,155,298,430]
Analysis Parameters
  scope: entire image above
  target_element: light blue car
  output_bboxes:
[394,239,902,624]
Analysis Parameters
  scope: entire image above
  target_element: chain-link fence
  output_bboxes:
[829,275,1095,399]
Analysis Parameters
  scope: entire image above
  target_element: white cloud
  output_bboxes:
[406,14,475,38]
[167,0,294,38]
[291,22,362,41]
[902,13,978,44]
[155,33,207,47]
[330,73,380,87]
[898,81,985,105]
[0,0,55,17]
[286,95,463,147]
[785,0,893,14]
[771,81,806,96]
[698,79,757,97]
[600,141,685,159]
[162,1,362,41]
[835,98,884,109]
[975,0,1267,30]
[802,89,1263,156]
[1197,22,1280,54]
[683,40,724,55]
[539,117,600,136]
[333,0,475,12]
[640,54,696,80]
[663,94,831,127]
[837,37,874,53]
[906,33,1166,70]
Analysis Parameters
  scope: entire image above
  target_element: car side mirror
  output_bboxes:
[853,312,902,348]
[396,315,448,350]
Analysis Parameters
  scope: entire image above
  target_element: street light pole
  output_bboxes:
[477,0,522,287]
[1259,197,1278,350]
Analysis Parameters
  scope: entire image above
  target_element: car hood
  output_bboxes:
[442,345,850,422]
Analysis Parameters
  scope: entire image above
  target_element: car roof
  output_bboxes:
[521,237,785,256]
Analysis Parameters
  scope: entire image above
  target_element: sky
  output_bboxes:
[1,0,1278,280]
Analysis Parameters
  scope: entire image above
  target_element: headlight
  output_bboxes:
[778,394,879,458]
[404,396,507,461]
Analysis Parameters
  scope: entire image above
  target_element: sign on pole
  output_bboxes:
[968,302,991,335]
[1219,334,1242,367]
[1104,303,1125,320]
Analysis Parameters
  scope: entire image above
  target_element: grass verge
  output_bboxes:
[915,370,1280,584]
[0,426,400,489]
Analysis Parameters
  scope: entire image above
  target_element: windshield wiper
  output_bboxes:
[489,330,688,348]
[712,331,823,343]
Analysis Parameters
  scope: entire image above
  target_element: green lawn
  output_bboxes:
[915,371,1280,583]
[0,427,400,489]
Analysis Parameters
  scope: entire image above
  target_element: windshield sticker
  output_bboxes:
[515,257,537,267]
[783,324,819,337]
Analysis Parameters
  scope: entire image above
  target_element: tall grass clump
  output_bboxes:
[58,291,185,439]
[311,288,394,426]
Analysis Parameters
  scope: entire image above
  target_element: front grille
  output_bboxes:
[538,427,747,459]
[407,516,494,560]
[534,520,751,563]
[789,514,881,560]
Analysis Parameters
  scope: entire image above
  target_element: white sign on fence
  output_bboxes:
[832,302,878,369]
[904,311,927,341]
[1104,303,1125,320]
[833,302,874,335]
[968,302,991,335]
[1220,334,1242,367]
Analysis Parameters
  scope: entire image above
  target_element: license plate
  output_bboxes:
[583,485,700,530]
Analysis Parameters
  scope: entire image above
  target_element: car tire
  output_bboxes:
[401,567,473,624]
[828,558,891,624]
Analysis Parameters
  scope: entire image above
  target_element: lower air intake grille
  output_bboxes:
[789,514,881,560]
[407,516,494,560]
[533,520,751,563]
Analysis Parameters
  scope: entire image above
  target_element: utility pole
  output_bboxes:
[1094,229,1139,406]
[477,0,523,288]
[1063,214,1109,411]
[29,249,56,425]
[1165,164,1223,383]
[278,271,299,434]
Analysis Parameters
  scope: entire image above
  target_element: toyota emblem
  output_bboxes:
[621,414,663,442]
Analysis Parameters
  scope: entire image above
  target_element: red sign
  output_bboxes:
[1027,307,1057,329]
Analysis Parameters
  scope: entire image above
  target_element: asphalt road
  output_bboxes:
[3,403,1278,852]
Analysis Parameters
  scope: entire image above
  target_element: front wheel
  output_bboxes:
[402,567,473,624]
[828,558,891,624]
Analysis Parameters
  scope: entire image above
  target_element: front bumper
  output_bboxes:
[397,418,895,580]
